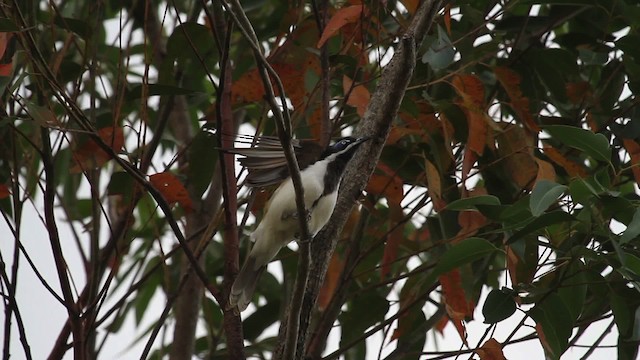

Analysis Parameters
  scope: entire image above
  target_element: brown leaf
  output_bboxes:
[623,139,640,185]
[0,183,9,199]
[317,5,366,48]
[497,124,537,189]
[400,0,419,14]
[543,145,588,178]
[440,269,475,321]
[149,172,194,213]
[452,210,487,243]
[444,3,452,35]
[343,75,371,117]
[476,338,506,360]
[317,251,346,310]
[71,126,124,173]
[494,66,540,132]
[566,81,593,105]
[535,158,556,183]
[536,323,553,355]
[452,75,488,156]
[424,158,446,211]
[366,163,404,278]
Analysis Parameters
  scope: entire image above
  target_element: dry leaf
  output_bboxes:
[476,338,506,360]
[317,5,367,48]
[149,172,194,213]
[343,75,371,117]
[495,66,539,132]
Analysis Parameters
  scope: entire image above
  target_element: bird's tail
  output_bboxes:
[228,255,265,312]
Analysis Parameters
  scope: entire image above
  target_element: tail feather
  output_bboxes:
[228,255,265,312]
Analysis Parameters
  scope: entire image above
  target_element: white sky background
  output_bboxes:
[0,3,629,360]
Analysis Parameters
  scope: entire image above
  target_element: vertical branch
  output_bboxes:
[40,127,85,360]
[210,5,245,358]
[221,1,314,358]
[296,1,443,358]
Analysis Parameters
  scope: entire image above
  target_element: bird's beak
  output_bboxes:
[356,135,372,144]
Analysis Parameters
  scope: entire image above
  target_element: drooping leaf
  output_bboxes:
[482,288,516,324]
[530,293,573,359]
[475,338,506,360]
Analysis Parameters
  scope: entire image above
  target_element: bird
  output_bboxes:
[228,135,371,312]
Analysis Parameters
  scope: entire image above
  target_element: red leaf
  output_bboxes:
[475,338,506,360]
[343,75,370,117]
[149,172,194,213]
[452,74,488,157]
[0,183,10,199]
[452,210,487,243]
[317,5,366,48]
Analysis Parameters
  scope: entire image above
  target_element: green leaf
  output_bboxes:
[421,25,456,71]
[530,180,567,217]
[107,171,136,203]
[0,18,19,31]
[432,238,498,276]
[508,211,574,244]
[187,129,218,199]
[620,208,640,244]
[529,293,573,359]
[544,125,611,163]
[483,288,516,323]
[445,195,501,211]
[242,300,280,341]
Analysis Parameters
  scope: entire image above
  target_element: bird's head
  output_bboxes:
[322,136,371,161]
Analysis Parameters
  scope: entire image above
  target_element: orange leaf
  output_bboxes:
[71,126,124,173]
[440,269,475,321]
[623,139,640,185]
[475,338,506,360]
[0,183,9,199]
[343,75,370,117]
[543,145,588,178]
[494,67,540,132]
[149,172,194,213]
[317,251,346,310]
[317,5,366,48]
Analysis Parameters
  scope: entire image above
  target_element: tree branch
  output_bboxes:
[295,1,444,357]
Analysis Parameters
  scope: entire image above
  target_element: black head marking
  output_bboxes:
[321,136,370,195]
